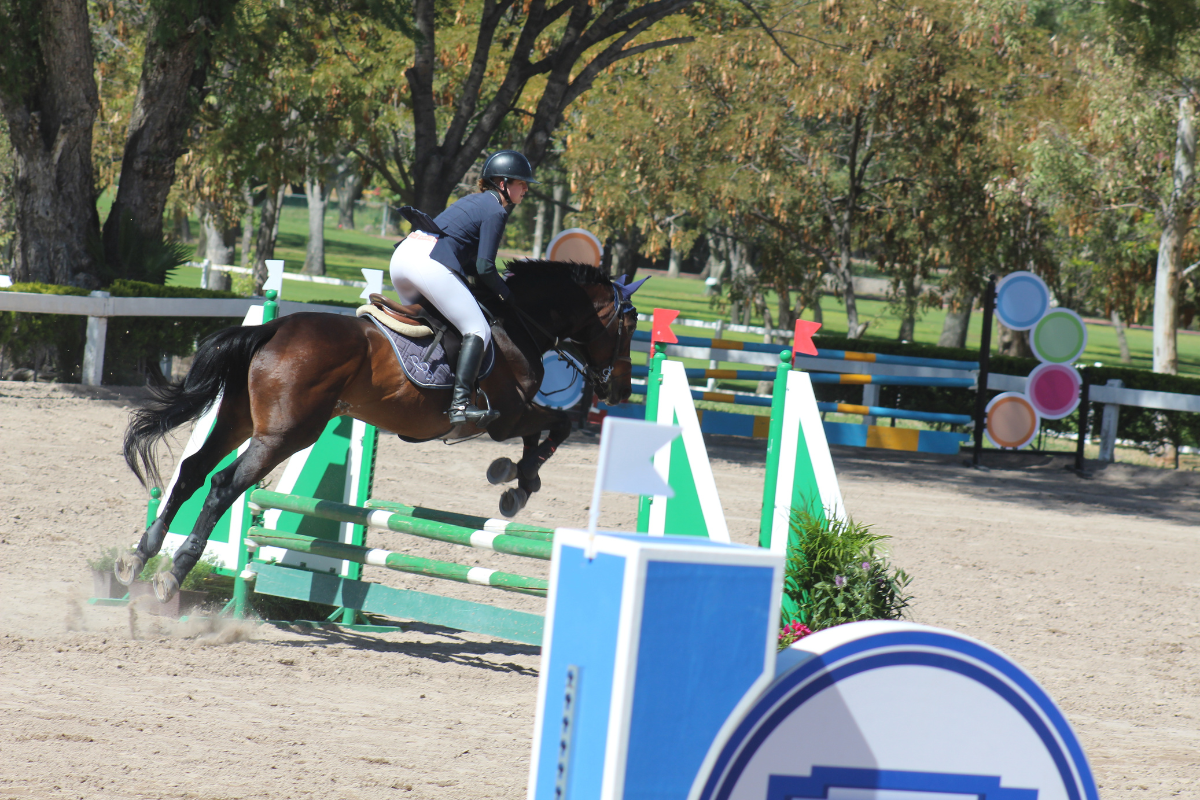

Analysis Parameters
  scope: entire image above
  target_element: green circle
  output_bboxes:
[1032,311,1086,363]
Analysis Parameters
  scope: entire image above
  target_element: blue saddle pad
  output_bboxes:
[365,314,495,389]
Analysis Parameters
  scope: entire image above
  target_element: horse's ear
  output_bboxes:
[615,276,649,301]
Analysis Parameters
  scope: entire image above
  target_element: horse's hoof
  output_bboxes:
[499,488,528,518]
[153,572,180,603]
[487,457,519,485]
[114,552,143,587]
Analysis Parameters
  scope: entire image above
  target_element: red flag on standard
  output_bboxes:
[651,308,679,347]
[793,318,822,357]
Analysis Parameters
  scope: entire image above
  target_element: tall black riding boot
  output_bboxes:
[449,334,500,427]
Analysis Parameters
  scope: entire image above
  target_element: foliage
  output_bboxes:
[0,283,91,380]
[781,510,912,631]
[777,619,812,650]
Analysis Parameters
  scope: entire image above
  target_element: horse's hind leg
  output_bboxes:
[154,429,322,602]
[116,402,252,586]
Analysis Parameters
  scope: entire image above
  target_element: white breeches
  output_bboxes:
[389,233,490,348]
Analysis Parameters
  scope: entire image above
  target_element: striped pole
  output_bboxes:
[250,489,553,560]
[364,498,554,542]
[631,365,974,388]
[246,527,547,596]
[626,383,972,425]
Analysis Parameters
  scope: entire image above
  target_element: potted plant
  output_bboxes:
[778,509,913,649]
[86,547,129,599]
[125,553,223,617]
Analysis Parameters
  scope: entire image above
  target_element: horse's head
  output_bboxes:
[503,261,644,407]
[580,275,643,406]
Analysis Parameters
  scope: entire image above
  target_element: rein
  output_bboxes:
[509,283,629,389]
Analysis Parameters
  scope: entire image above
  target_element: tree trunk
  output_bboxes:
[704,230,728,296]
[666,220,682,278]
[201,201,235,267]
[335,158,364,230]
[1153,96,1195,375]
[252,183,286,293]
[532,200,547,258]
[938,292,975,348]
[0,0,101,287]
[240,184,255,269]
[997,324,1032,358]
[302,173,327,276]
[1111,310,1132,363]
[101,0,235,280]
[551,185,566,239]
[897,314,915,342]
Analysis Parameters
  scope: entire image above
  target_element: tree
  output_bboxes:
[1104,0,1200,374]
[101,0,241,278]
[564,0,1046,341]
[345,0,699,214]
[0,0,101,286]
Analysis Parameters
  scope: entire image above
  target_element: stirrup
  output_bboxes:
[449,404,500,426]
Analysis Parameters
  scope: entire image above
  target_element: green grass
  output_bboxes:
[166,200,1200,376]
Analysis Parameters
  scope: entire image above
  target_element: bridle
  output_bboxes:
[510,282,633,392]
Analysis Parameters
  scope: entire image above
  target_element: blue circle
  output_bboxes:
[995,272,1050,331]
[535,351,584,408]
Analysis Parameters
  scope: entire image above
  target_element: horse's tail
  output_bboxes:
[123,322,280,488]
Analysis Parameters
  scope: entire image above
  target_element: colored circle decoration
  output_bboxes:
[1025,362,1082,419]
[535,351,585,409]
[994,271,1050,331]
[546,228,603,267]
[985,392,1040,449]
[1030,308,1087,364]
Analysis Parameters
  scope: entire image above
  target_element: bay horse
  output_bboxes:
[117,260,640,602]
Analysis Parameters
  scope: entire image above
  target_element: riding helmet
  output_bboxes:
[481,150,540,185]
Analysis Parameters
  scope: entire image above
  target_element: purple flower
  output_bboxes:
[834,575,845,587]
[861,561,871,571]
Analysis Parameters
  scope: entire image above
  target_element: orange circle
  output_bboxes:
[986,394,1039,448]
[547,230,602,267]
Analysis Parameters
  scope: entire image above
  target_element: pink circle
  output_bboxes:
[1026,363,1081,419]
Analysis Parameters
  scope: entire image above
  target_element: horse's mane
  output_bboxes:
[504,259,613,289]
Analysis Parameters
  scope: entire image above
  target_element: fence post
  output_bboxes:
[1074,369,1090,473]
[200,258,212,289]
[706,320,723,390]
[82,290,111,386]
[1098,379,1123,463]
[861,383,880,427]
[971,276,997,466]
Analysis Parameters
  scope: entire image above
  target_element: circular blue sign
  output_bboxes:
[694,622,1098,800]
[995,271,1051,331]
[535,351,585,408]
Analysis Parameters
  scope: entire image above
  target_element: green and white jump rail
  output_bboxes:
[249,489,553,560]
[245,525,548,596]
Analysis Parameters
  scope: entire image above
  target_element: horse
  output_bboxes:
[117,260,642,602]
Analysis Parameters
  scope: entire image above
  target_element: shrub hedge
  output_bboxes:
[1,280,245,384]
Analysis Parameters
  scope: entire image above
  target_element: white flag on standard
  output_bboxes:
[587,417,681,537]
[360,268,384,301]
[598,417,680,497]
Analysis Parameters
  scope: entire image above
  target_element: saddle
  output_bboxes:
[356,293,497,384]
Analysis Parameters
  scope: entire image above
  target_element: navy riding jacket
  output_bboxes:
[430,191,512,300]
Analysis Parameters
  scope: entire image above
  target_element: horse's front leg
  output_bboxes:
[488,408,572,518]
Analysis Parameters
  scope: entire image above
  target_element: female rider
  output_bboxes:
[389,150,537,427]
